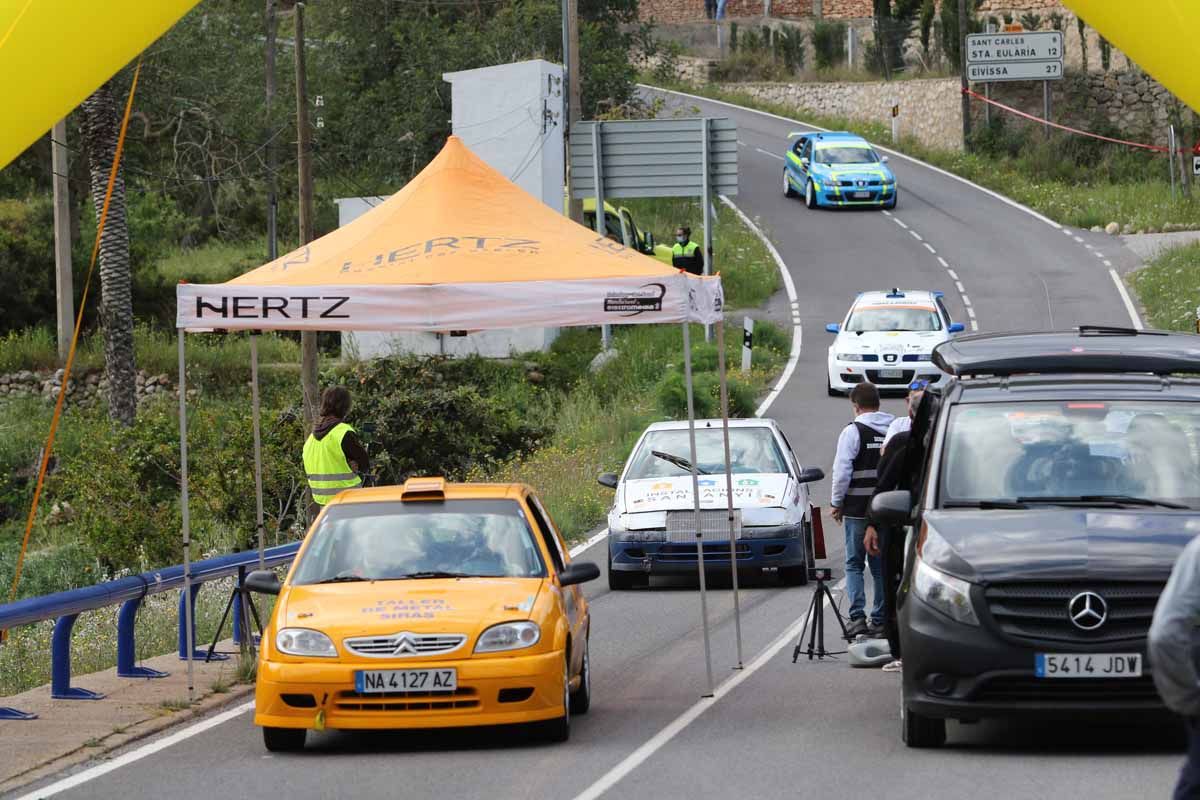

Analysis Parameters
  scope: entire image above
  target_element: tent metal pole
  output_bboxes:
[682,322,715,697]
[250,333,265,570]
[715,320,744,669]
[592,121,612,351]
[178,330,195,704]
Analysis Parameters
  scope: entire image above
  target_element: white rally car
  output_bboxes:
[825,289,965,396]
[597,418,824,590]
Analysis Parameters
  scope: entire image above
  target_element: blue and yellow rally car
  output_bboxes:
[783,131,897,209]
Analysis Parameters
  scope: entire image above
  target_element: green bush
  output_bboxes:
[812,20,847,70]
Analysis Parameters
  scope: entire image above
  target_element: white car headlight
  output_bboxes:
[911,353,932,362]
[475,621,541,653]
[837,352,867,362]
[912,559,979,626]
[276,627,337,657]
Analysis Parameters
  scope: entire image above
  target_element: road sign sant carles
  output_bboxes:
[967,31,1063,83]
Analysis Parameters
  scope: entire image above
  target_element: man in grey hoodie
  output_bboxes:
[1149,535,1200,799]
[830,382,894,638]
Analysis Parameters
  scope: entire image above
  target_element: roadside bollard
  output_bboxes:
[741,317,753,373]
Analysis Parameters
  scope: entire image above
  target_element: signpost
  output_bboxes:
[966,30,1063,140]
[1193,155,1200,177]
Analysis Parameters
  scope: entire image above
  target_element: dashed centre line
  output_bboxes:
[890,214,978,332]
[923,242,936,254]
[909,230,923,241]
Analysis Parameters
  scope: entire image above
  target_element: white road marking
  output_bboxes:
[967,306,977,319]
[571,579,846,800]
[639,83,1064,229]
[882,210,892,216]
[946,267,958,279]
[1109,269,1144,330]
[719,195,801,418]
[1103,259,1112,267]
[13,701,258,799]
[961,294,972,306]
[1094,251,1106,259]
[970,320,979,331]
[570,529,609,558]
[955,282,965,293]
[893,218,908,229]
[1073,235,1084,243]
[909,230,922,241]
[756,148,785,161]
[923,243,936,254]
[940,259,951,270]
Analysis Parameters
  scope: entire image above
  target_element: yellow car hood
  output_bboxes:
[282,577,546,637]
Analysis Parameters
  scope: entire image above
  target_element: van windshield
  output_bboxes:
[939,401,1200,508]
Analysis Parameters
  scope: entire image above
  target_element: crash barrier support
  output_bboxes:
[0,541,300,719]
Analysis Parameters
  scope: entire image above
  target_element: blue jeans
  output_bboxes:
[843,516,884,624]
[1176,717,1200,800]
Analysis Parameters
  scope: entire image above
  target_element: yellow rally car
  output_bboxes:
[244,477,600,751]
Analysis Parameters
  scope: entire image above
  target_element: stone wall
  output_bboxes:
[974,70,1194,147]
[720,77,964,150]
[0,369,178,408]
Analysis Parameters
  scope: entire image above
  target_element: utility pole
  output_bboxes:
[563,0,583,223]
[958,0,972,147]
[265,0,279,262]
[294,1,318,422]
[51,119,73,364]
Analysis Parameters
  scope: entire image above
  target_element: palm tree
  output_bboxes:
[80,81,137,426]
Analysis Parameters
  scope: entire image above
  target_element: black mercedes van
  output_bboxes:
[871,327,1200,747]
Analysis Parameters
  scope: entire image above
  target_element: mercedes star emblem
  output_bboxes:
[1068,591,1108,631]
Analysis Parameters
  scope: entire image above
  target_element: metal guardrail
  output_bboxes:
[0,541,300,720]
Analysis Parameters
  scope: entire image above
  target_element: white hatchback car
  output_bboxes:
[825,288,965,396]
[597,418,824,590]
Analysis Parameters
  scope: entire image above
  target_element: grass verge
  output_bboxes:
[650,78,1200,232]
[1127,242,1200,331]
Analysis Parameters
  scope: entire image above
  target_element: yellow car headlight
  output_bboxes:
[474,621,541,653]
[276,627,337,657]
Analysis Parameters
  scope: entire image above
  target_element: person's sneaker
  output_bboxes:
[882,659,903,673]
[844,617,868,638]
[867,621,886,638]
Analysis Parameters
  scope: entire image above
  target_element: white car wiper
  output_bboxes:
[652,450,709,475]
[1017,495,1189,509]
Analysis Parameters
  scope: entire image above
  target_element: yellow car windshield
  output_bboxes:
[291,499,547,584]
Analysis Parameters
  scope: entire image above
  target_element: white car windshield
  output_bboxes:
[940,401,1200,507]
[625,428,788,479]
[291,500,546,584]
[845,306,941,332]
[815,146,878,165]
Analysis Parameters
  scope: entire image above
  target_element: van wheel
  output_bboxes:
[262,726,306,752]
[608,563,647,590]
[827,375,839,397]
[780,564,809,586]
[901,704,946,748]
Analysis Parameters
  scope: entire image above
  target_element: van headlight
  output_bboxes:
[912,560,979,626]
[276,628,337,657]
[475,621,541,653]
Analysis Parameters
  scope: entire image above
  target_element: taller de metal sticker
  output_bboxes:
[966,31,1064,82]
[567,118,738,200]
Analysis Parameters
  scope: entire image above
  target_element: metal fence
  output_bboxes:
[0,541,300,720]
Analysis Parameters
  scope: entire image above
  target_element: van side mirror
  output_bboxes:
[559,561,601,586]
[826,323,840,334]
[797,466,825,484]
[869,490,913,527]
[245,570,282,595]
[801,157,810,168]
[597,472,619,489]
[948,322,965,333]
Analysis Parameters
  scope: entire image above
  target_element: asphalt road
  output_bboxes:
[14,91,1180,800]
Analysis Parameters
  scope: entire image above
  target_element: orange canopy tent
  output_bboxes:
[176,136,723,332]
[174,136,735,697]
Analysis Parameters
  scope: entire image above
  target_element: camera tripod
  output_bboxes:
[792,569,850,661]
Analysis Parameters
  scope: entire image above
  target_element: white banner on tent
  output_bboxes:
[176,275,724,332]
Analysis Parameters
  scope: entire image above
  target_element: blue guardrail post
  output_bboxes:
[51,614,105,700]
[177,583,229,661]
[116,596,169,679]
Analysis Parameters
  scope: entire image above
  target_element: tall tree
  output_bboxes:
[80,82,138,426]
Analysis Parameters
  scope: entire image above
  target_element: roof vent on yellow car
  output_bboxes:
[400,476,446,502]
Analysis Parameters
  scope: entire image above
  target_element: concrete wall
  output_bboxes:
[719,77,965,151]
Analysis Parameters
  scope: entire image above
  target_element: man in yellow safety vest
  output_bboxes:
[303,386,370,520]
[671,225,704,275]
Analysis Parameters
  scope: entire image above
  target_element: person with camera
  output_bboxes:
[864,380,927,671]
[830,382,893,639]
[303,386,371,520]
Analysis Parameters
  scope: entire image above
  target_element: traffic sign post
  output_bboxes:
[1193,155,1200,177]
